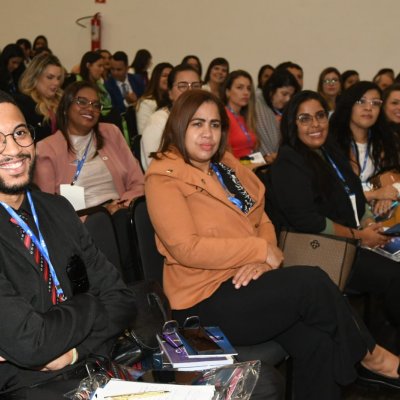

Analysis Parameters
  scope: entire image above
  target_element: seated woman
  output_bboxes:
[136,62,173,135]
[0,43,25,95]
[256,64,275,96]
[145,89,400,399]
[317,67,341,114]
[202,57,229,98]
[141,64,201,170]
[181,54,202,76]
[341,70,360,91]
[255,69,300,164]
[330,81,400,216]
[383,83,400,140]
[373,68,395,91]
[130,49,152,97]
[222,70,258,158]
[266,90,400,348]
[32,34,49,56]
[63,51,119,125]
[34,81,144,282]
[16,53,64,142]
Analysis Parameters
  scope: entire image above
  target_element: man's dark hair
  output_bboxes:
[112,51,129,66]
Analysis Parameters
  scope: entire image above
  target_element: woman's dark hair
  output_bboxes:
[0,89,17,105]
[181,55,202,77]
[257,64,274,89]
[317,67,341,94]
[373,68,395,82]
[262,69,300,112]
[130,49,152,73]
[33,35,48,50]
[341,70,359,88]
[330,81,400,174]
[140,62,173,107]
[280,90,339,197]
[152,90,229,166]
[56,80,103,153]
[79,51,102,82]
[222,70,256,132]
[382,83,400,107]
[204,57,229,84]
[0,44,25,93]
[158,64,200,110]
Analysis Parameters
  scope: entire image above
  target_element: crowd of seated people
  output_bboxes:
[3,35,400,399]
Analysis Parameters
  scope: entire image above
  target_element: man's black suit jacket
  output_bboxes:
[0,190,136,393]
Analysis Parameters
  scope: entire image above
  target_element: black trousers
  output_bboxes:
[173,266,375,400]
[347,247,400,326]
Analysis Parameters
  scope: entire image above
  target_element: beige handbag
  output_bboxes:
[278,230,358,291]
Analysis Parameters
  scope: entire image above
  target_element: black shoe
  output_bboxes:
[357,363,400,390]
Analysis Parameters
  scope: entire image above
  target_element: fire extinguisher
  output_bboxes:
[91,13,101,51]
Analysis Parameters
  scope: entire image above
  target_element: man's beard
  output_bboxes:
[0,156,35,195]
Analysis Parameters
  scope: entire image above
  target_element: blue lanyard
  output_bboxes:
[226,106,253,146]
[71,136,93,185]
[210,163,243,210]
[350,132,371,182]
[322,149,352,195]
[0,191,66,301]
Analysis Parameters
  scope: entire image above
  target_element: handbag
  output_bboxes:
[278,230,358,291]
[111,280,171,366]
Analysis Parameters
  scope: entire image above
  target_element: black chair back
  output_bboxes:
[78,206,123,276]
[131,196,164,284]
[131,134,144,172]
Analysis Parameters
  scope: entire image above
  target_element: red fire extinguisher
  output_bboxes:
[91,13,101,51]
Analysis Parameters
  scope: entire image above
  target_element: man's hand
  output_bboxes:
[125,92,137,106]
[232,263,271,289]
[40,349,77,371]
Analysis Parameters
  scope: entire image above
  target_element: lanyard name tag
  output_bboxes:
[60,184,86,211]
[349,193,361,228]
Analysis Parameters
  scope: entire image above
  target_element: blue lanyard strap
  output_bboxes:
[0,191,66,301]
[210,163,243,210]
[71,136,93,185]
[226,106,253,146]
[350,132,371,182]
[322,149,352,195]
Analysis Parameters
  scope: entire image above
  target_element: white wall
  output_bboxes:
[1,0,399,89]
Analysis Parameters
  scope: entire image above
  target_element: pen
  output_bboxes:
[105,390,170,399]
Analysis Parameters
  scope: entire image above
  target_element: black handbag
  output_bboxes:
[111,280,171,366]
[279,230,358,291]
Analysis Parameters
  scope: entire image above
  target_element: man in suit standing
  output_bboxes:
[0,90,136,399]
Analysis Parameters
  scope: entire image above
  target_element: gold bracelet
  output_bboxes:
[70,348,78,365]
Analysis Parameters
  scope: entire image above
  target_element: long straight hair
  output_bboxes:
[330,81,400,175]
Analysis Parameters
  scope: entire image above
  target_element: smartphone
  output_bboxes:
[383,223,400,236]
[179,327,223,355]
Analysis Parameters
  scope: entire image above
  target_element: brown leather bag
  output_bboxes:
[278,230,358,291]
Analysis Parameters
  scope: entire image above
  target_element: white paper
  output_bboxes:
[60,184,86,211]
[248,151,266,165]
[93,379,215,400]
[349,194,360,228]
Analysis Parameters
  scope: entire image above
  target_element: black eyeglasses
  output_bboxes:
[0,125,35,154]
[296,111,328,126]
[73,97,103,112]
